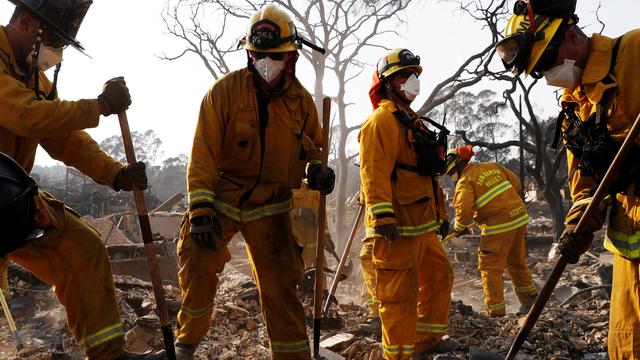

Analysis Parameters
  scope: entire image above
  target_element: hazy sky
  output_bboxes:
[0,0,636,167]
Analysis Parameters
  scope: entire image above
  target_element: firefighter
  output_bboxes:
[444,146,537,317]
[358,186,449,336]
[0,1,162,359]
[175,5,334,360]
[359,48,457,360]
[497,0,640,357]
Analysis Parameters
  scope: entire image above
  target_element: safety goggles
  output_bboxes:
[377,49,420,77]
[496,31,537,75]
[248,51,286,61]
[246,19,296,50]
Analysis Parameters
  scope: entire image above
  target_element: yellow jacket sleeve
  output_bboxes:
[39,131,124,188]
[0,73,101,137]
[302,94,323,164]
[453,177,474,232]
[436,183,448,222]
[359,109,400,226]
[187,86,224,207]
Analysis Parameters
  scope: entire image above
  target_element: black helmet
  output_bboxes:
[9,0,92,51]
[0,153,40,258]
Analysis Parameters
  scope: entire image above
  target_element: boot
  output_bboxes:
[413,337,459,359]
[115,350,167,360]
[175,342,198,360]
[358,317,381,336]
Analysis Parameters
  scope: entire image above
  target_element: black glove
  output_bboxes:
[114,161,147,191]
[557,224,594,264]
[306,163,335,195]
[190,215,222,250]
[374,223,400,243]
[438,220,450,238]
[98,76,131,116]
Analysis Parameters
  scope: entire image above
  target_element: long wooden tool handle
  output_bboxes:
[505,111,640,360]
[313,97,331,358]
[0,290,24,349]
[118,112,176,360]
[323,203,364,315]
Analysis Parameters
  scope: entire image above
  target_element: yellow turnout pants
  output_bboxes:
[176,212,310,359]
[370,231,453,360]
[477,224,537,316]
[608,255,640,359]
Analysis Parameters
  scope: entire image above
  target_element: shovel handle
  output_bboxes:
[313,97,331,358]
[118,112,176,360]
[324,203,364,315]
[505,111,640,360]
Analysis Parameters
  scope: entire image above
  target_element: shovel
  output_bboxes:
[0,289,25,351]
[312,97,345,360]
[118,112,176,359]
[471,112,640,360]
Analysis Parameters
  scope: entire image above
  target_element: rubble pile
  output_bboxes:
[0,233,614,360]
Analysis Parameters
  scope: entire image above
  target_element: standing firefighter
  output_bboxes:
[359,48,456,360]
[497,0,640,357]
[444,146,537,317]
[0,1,161,359]
[175,4,334,360]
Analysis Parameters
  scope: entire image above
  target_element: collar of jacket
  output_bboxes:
[378,99,418,117]
[0,26,27,78]
[561,33,618,106]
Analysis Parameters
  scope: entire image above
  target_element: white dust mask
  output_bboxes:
[542,59,583,89]
[400,73,420,101]
[27,45,63,71]
[254,57,286,84]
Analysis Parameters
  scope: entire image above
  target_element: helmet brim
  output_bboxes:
[9,0,86,51]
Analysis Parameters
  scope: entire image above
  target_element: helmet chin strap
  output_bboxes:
[384,81,411,108]
[31,28,43,100]
[30,27,62,101]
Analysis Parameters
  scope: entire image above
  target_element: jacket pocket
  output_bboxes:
[392,168,434,205]
[230,107,256,161]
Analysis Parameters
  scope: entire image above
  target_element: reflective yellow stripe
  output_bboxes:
[604,230,640,259]
[78,323,124,350]
[481,214,529,236]
[271,340,310,353]
[368,297,379,305]
[188,188,215,205]
[365,220,439,238]
[403,344,415,354]
[453,220,470,232]
[569,196,592,211]
[367,202,394,216]
[308,160,321,166]
[383,344,400,355]
[416,322,448,333]
[488,302,506,311]
[397,220,440,236]
[474,180,513,209]
[214,199,292,223]
[514,283,536,293]
[181,303,213,319]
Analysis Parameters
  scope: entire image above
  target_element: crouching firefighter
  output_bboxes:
[497,0,640,357]
[358,48,457,360]
[175,4,334,360]
[1,1,163,358]
[444,146,537,317]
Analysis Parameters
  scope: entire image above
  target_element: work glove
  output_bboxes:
[114,161,148,191]
[374,223,400,243]
[190,214,222,250]
[557,224,594,264]
[306,163,335,195]
[438,220,450,238]
[98,76,131,116]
